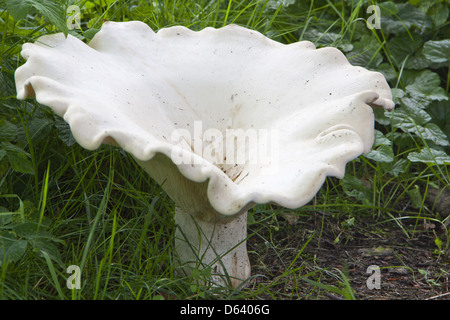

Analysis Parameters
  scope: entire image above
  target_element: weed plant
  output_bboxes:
[0,0,449,300]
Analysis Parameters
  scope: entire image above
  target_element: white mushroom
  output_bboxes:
[15,21,394,288]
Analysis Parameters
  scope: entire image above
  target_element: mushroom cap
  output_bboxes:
[15,21,394,221]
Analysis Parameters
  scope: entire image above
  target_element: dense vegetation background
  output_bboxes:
[0,0,449,300]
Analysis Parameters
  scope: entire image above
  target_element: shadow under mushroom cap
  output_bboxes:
[15,21,394,220]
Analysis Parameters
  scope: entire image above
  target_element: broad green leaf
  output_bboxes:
[390,103,431,127]
[3,0,32,21]
[426,2,449,28]
[33,238,64,267]
[373,108,392,126]
[7,221,64,267]
[84,1,96,10]
[373,129,392,146]
[4,0,68,35]
[378,1,398,16]
[391,88,405,104]
[387,102,449,145]
[381,3,433,35]
[365,130,394,162]
[0,141,29,155]
[4,0,68,34]
[27,117,54,144]
[342,174,372,205]
[13,222,51,239]
[54,116,76,146]
[0,206,12,226]
[0,232,27,265]
[81,28,101,41]
[416,123,449,146]
[427,100,450,141]
[406,86,448,104]
[404,70,448,104]
[365,144,394,163]
[374,89,402,125]
[382,158,409,176]
[0,150,6,162]
[389,106,449,146]
[7,152,34,174]
[400,69,433,88]
[28,0,69,36]
[2,142,34,175]
[405,48,434,70]
[423,39,450,65]
[302,29,353,52]
[401,94,437,111]
[0,119,17,142]
[346,35,383,68]
[377,63,398,82]
[408,148,450,165]
[386,34,422,67]
[0,194,25,223]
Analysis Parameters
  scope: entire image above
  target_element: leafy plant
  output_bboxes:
[0,0,449,300]
[3,0,68,35]
[0,196,63,267]
[0,118,34,176]
[318,0,450,212]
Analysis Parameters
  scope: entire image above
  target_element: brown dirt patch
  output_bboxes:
[246,211,450,300]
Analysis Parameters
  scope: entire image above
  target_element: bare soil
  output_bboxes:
[247,211,450,300]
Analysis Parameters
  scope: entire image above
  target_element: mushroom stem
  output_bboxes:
[174,207,250,288]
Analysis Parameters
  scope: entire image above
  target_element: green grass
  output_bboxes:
[0,0,449,300]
